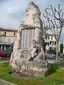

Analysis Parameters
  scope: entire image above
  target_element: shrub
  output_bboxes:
[60,43,63,53]
[47,64,59,76]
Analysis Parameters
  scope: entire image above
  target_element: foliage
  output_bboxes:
[0,61,64,85]
[47,64,59,76]
[60,43,63,53]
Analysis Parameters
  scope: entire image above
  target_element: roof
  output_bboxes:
[0,28,18,32]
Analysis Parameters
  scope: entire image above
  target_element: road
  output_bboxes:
[0,79,16,85]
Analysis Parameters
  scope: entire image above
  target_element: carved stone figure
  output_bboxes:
[10,2,48,77]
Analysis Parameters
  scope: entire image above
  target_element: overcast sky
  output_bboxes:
[0,0,64,43]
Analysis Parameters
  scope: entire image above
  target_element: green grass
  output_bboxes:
[47,64,59,76]
[0,61,64,85]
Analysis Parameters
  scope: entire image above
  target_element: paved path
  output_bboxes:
[0,79,17,85]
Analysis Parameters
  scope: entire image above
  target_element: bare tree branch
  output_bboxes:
[43,4,64,60]
[43,4,64,41]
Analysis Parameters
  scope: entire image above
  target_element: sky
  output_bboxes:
[0,0,64,43]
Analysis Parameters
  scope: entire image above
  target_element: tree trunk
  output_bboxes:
[56,40,59,61]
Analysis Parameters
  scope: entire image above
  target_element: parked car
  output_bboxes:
[0,50,12,58]
[45,51,56,59]
[0,44,13,58]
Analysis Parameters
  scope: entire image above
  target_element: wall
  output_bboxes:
[44,34,56,51]
[0,31,17,44]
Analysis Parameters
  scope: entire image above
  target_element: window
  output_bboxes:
[14,32,16,36]
[2,36,5,42]
[4,45,6,50]
[8,37,11,43]
[45,36,49,39]
[1,45,4,50]
[6,45,10,50]
[50,41,55,45]
[45,42,49,46]
[4,32,6,35]
[55,41,56,44]
[2,32,6,36]
[21,28,35,49]
[50,41,52,45]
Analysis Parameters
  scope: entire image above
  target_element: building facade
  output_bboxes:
[0,28,17,50]
[43,27,60,53]
[43,27,57,52]
[44,34,56,51]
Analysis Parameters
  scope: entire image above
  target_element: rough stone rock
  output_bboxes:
[22,1,41,27]
[10,2,48,77]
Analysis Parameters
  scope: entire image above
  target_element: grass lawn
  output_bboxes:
[0,61,64,85]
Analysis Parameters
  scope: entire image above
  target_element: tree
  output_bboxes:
[43,4,64,61]
[60,43,63,53]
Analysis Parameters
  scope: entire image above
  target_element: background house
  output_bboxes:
[43,27,60,53]
[0,28,17,50]
[44,34,56,51]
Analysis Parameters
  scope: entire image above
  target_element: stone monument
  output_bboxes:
[10,2,48,77]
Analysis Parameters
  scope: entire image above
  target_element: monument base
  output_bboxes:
[10,49,48,77]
